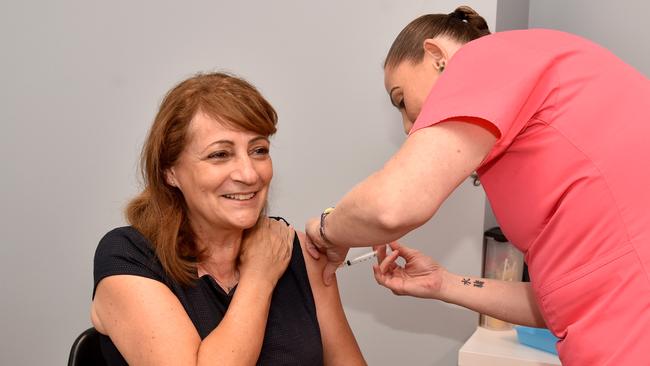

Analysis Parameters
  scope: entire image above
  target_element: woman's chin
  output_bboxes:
[228,214,263,231]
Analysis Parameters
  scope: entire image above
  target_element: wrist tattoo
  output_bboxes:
[461,278,486,288]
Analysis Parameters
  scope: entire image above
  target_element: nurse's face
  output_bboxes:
[167,112,273,234]
[384,37,462,135]
[384,58,439,135]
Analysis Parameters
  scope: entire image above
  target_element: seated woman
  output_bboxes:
[91,72,365,365]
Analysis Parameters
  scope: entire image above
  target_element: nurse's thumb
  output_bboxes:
[390,241,418,259]
[323,263,338,286]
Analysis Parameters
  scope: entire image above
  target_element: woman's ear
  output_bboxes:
[165,168,179,188]
[423,39,447,71]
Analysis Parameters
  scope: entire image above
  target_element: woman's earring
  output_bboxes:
[438,62,446,73]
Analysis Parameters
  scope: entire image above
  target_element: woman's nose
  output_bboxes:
[230,155,259,185]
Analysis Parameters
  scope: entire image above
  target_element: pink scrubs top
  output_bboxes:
[410,29,650,365]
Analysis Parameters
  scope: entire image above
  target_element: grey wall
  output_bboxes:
[0,1,496,365]
[496,0,530,32]
[529,0,650,77]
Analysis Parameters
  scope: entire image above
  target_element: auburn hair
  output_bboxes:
[126,72,278,285]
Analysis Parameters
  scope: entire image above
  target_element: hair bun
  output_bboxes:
[450,5,490,36]
[449,9,468,21]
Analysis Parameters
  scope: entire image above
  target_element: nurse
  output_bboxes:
[306,5,650,365]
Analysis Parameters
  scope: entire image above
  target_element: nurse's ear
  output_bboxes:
[423,39,448,72]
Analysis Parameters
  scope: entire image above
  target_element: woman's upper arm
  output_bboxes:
[379,120,497,230]
[297,232,366,365]
[93,275,201,366]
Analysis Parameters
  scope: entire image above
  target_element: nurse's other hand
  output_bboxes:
[305,217,349,286]
[373,242,446,300]
[304,217,322,260]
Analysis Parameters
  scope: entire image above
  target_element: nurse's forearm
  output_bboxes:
[439,272,546,328]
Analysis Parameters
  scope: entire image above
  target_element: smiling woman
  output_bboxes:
[91,73,365,366]
[166,112,274,247]
[126,73,279,285]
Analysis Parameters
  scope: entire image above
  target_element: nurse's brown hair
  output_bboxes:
[126,72,278,285]
[384,5,491,69]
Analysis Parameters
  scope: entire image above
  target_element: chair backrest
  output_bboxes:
[67,327,107,366]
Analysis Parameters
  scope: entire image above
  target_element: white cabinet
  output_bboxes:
[459,327,561,366]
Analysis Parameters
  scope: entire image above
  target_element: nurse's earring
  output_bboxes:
[436,61,446,73]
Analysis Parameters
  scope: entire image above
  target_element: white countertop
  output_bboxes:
[458,327,561,366]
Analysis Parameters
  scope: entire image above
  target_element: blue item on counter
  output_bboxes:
[514,326,559,355]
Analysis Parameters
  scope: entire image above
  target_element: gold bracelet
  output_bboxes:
[319,207,335,244]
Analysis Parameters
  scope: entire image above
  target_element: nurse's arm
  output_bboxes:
[439,272,547,328]
[323,120,497,247]
[374,243,546,328]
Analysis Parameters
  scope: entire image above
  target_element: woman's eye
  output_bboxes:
[251,147,270,156]
[208,151,230,159]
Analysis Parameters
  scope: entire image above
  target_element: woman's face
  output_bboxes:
[384,59,439,135]
[168,112,273,234]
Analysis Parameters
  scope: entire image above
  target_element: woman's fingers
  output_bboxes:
[390,241,420,261]
[286,226,295,254]
[323,263,338,286]
[304,218,323,259]
[304,234,320,260]
[388,241,400,251]
[390,241,415,258]
[372,264,380,279]
[373,264,403,295]
[379,249,400,274]
[372,264,386,286]
[374,244,387,264]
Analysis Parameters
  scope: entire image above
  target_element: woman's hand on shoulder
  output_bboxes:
[239,216,294,288]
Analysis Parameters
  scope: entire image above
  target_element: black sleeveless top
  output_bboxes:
[93,224,323,365]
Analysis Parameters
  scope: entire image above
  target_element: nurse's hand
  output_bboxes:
[305,217,349,286]
[373,241,446,299]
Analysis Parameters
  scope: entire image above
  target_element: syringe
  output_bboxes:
[338,250,378,267]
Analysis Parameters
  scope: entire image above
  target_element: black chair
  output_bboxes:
[67,327,107,366]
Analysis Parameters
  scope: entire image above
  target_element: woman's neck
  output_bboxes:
[193,224,243,286]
